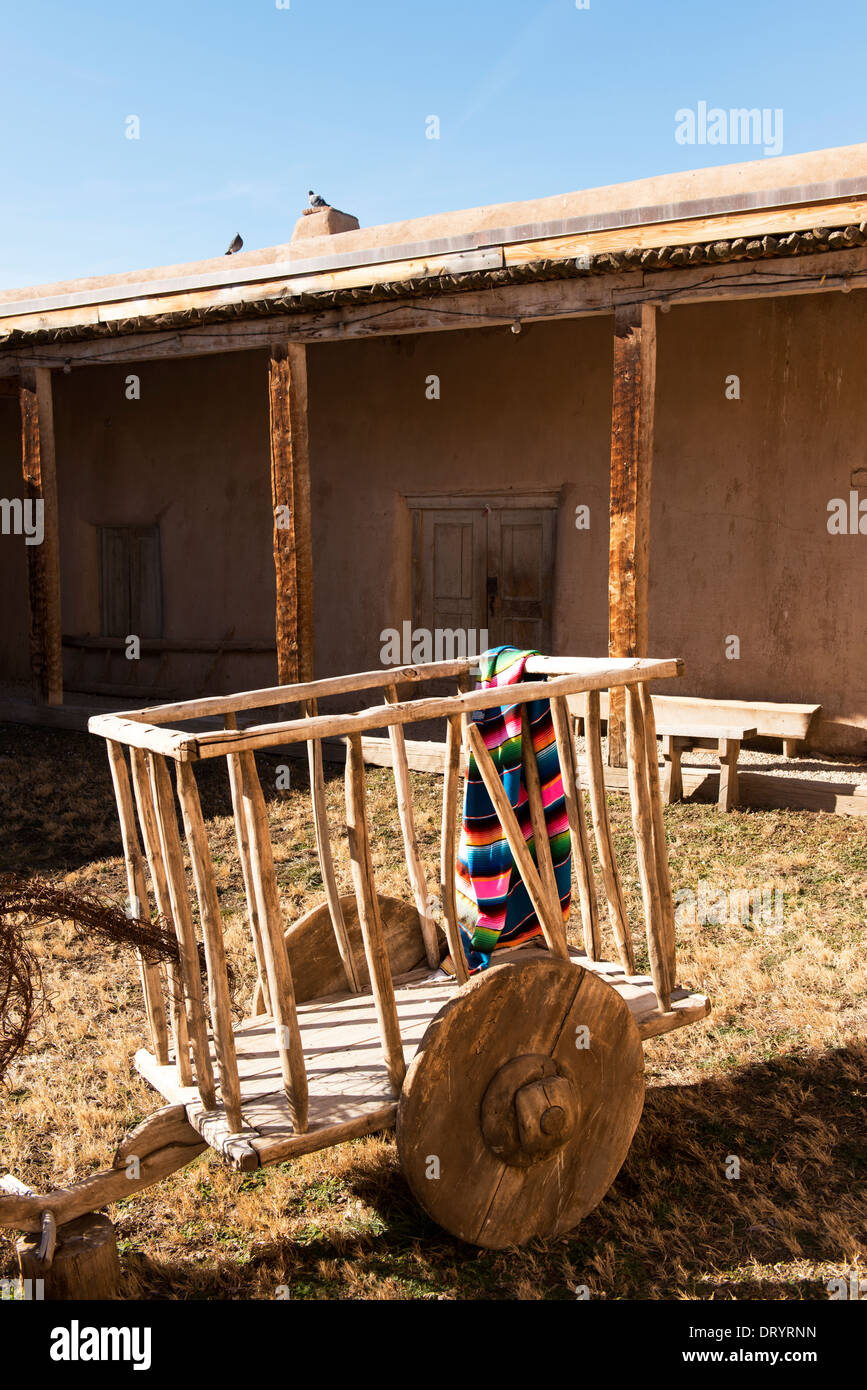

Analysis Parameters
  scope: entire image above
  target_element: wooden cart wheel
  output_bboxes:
[396,957,644,1248]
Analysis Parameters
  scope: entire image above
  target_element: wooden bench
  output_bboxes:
[655,724,757,812]
[651,697,821,758]
[568,692,821,757]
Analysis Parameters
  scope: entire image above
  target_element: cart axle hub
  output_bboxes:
[480,1055,578,1168]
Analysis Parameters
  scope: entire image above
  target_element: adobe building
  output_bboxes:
[0,143,865,758]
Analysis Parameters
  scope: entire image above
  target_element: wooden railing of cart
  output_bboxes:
[86,655,682,1137]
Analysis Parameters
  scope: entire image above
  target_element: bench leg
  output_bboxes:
[661,736,683,804]
[783,738,801,759]
[717,738,740,812]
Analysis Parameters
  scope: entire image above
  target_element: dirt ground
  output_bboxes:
[1,721,865,1300]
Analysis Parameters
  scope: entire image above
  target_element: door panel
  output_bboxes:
[419,509,487,638]
[487,508,555,652]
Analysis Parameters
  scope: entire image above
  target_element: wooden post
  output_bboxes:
[639,684,677,987]
[385,683,439,968]
[520,706,562,913]
[345,735,407,1093]
[660,734,684,804]
[19,369,63,705]
[304,698,360,993]
[440,715,469,985]
[718,737,741,812]
[175,761,244,1133]
[269,343,314,685]
[17,1213,120,1300]
[584,690,635,972]
[607,302,657,766]
[105,741,170,1065]
[128,747,192,1086]
[148,754,217,1109]
[548,697,601,960]
[237,749,309,1132]
[624,685,672,1011]
[224,714,271,1013]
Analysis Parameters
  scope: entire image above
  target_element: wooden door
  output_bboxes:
[487,508,555,652]
[417,509,487,641]
[99,524,162,637]
[413,498,555,657]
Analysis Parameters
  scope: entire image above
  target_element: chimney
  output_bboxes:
[292,203,360,242]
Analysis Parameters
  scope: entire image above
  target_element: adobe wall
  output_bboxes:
[651,291,866,753]
[2,287,864,753]
[306,294,866,753]
[49,350,278,698]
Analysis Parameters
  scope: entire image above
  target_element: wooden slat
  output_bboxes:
[237,750,309,1131]
[224,714,270,1013]
[175,761,244,1133]
[607,303,657,766]
[19,369,62,705]
[385,683,439,968]
[655,722,756,741]
[128,747,192,1086]
[148,754,217,1108]
[345,735,407,1093]
[183,660,685,761]
[87,714,196,760]
[639,685,677,986]
[549,696,601,959]
[520,705,562,915]
[624,685,672,1011]
[90,657,682,746]
[105,740,169,1065]
[440,715,469,985]
[465,721,569,960]
[584,690,634,972]
[270,343,314,685]
[111,657,476,727]
[304,697,360,993]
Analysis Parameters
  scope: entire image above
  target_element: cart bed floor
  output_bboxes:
[135,947,708,1170]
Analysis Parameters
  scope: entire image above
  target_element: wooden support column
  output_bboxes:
[269,343,314,685]
[607,303,657,767]
[19,368,63,705]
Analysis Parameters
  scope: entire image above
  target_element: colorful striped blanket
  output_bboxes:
[454,646,571,974]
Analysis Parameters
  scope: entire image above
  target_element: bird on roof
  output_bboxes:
[224,233,243,255]
[308,190,329,208]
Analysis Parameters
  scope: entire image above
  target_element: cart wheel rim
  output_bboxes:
[396,957,645,1249]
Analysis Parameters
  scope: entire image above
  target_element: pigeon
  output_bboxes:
[308,190,329,208]
[224,233,243,255]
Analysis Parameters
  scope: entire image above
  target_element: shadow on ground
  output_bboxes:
[119,1043,866,1300]
[0,723,320,877]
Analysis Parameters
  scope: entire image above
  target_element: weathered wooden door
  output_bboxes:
[412,497,556,655]
[486,508,555,651]
[417,508,487,640]
[99,524,163,637]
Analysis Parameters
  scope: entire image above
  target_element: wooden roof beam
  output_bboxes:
[1,244,866,375]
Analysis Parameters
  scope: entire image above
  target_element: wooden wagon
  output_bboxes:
[1,654,709,1258]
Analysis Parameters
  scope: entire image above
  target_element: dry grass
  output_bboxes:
[0,721,865,1300]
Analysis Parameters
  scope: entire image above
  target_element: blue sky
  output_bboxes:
[1,0,865,290]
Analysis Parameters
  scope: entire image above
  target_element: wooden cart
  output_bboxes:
[0,654,709,1254]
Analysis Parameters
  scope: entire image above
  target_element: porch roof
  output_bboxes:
[1,143,866,353]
